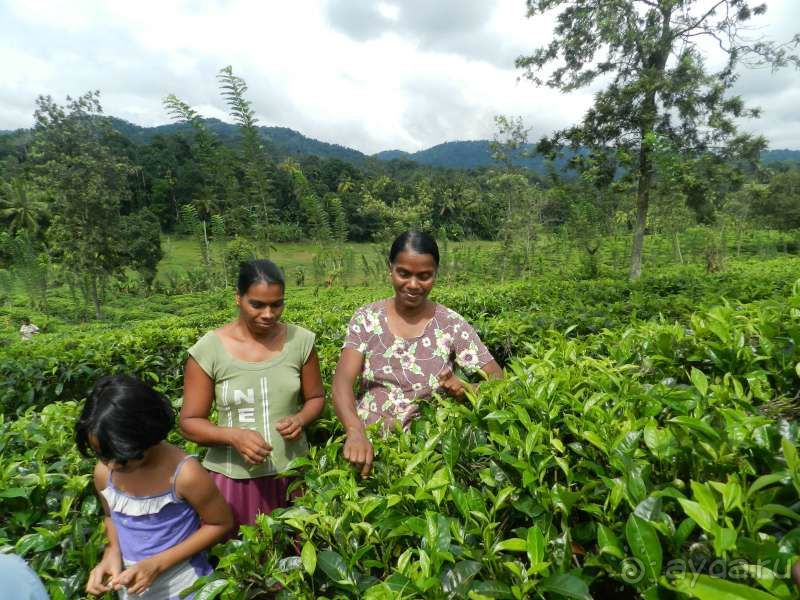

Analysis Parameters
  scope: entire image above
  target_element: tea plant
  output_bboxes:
[3,259,797,415]
[2,260,800,599]
[0,401,103,599]
[189,279,800,599]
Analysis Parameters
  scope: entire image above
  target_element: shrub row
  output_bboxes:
[2,260,797,415]
[1,276,799,598]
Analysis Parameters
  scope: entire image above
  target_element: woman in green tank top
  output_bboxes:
[180,259,324,533]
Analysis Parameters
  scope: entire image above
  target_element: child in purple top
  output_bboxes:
[76,375,232,599]
[333,231,503,477]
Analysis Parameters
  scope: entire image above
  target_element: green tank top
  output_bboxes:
[187,324,316,479]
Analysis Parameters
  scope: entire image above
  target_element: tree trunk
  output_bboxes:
[673,232,684,264]
[629,7,671,280]
[89,275,102,320]
[629,144,653,280]
[202,220,210,267]
[221,243,228,289]
[41,265,49,316]
[75,274,92,321]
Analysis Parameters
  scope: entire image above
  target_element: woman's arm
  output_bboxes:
[180,357,270,464]
[482,359,504,380]
[437,358,503,398]
[439,310,504,398]
[111,459,233,595]
[332,347,373,477]
[276,347,325,441]
[85,463,123,596]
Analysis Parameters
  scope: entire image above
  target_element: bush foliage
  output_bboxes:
[1,260,800,598]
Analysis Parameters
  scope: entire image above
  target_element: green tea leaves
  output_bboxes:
[301,540,317,575]
[626,514,663,588]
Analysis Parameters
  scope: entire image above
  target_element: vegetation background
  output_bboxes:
[2,0,800,598]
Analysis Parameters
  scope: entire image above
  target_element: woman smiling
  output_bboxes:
[332,231,502,477]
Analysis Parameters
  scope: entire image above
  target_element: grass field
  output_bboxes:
[156,236,501,285]
[2,229,796,344]
[157,230,792,288]
[158,236,384,280]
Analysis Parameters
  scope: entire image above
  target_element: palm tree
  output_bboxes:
[192,192,218,222]
[0,179,48,236]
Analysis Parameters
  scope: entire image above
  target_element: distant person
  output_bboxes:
[19,318,39,341]
[181,259,324,533]
[0,553,48,599]
[76,375,232,599]
[332,231,503,477]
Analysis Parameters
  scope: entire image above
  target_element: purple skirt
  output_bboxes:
[210,472,299,536]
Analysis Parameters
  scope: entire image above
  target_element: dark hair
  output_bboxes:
[75,375,175,464]
[388,231,440,267]
[237,259,285,295]
[22,317,30,324]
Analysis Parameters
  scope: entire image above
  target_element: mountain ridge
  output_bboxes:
[2,117,798,171]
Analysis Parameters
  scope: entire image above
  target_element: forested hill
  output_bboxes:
[109,120,573,173]
[763,148,800,164]
[99,119,800,170]
[376,141,800,170]
[375,141,576,171]
[2,116,798,172]
[105,117,367,164]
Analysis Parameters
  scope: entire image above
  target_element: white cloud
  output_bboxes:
[0,0,797,154]
[376,2,400,22]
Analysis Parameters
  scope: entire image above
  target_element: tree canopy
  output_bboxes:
[517,0,800,278]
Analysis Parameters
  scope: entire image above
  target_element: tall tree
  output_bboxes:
[32,91,141,318]
[752,168,800,229]
[217,66,275,245]
[282,159,331,241]
[162,95,237,223]
[490,116,546,276]
[517,0,799,278]
[162,95,218,164]
[119,208,164,291]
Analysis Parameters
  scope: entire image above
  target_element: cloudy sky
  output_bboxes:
[1,0,798,154]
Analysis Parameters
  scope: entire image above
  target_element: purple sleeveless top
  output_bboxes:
[101,455,212,582]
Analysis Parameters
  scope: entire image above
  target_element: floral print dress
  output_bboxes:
[343,300,494,429]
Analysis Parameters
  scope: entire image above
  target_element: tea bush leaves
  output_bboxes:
[191,273,800,598]
[2,260,800,598]
[0,401,103,598]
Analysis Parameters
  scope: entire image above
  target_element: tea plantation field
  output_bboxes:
[2,257,800,599]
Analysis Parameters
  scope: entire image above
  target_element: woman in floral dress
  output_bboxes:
[332,231,503,476]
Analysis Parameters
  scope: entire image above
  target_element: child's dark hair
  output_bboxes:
[237,259,285,295]
[75,375,175,464]
[388,231,440,267]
